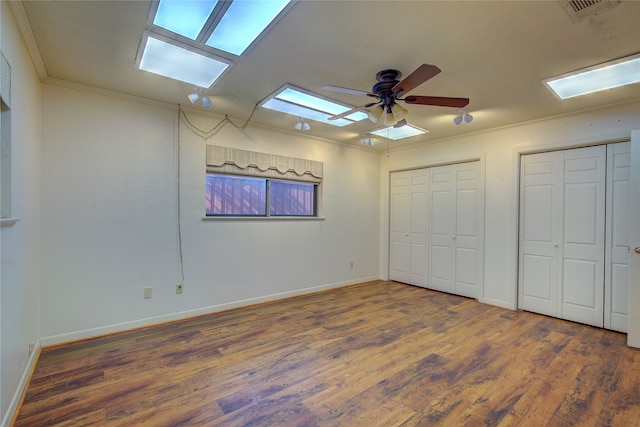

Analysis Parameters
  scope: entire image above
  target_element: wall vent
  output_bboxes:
[560,0,620,22]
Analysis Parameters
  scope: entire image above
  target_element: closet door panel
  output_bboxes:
[429,167,455,293]
[519,152,560,316]
[561,146,605,327]
[606,142,631,332]
[455,163,480,298]
[389,172,411,283]
[409,172,429,285]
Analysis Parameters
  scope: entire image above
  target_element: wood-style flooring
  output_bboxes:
[14,281,640,426]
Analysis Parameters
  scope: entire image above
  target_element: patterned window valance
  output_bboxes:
[206,145,323,183]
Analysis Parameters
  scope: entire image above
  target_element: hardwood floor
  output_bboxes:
[14,281,640,426]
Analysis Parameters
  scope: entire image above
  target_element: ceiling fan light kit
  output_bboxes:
[324,64,470,138]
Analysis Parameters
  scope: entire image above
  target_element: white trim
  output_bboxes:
[0,340,40,427]
[0,218,19,227]
[40,277,379,347]
[6,1,48,81]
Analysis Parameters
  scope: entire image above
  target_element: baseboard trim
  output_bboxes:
[40,277,379,347]
[1,340,41,427]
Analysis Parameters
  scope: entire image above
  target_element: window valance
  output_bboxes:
[206,145,323,183]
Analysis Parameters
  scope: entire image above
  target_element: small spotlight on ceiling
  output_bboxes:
[187,88,212,107]
[294,117,310,131]
[361,134,374,146]
[454,109,473,125]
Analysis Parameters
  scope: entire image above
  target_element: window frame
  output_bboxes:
[205,173,319,218]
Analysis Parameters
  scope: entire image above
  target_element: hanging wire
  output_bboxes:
[176,109,185,284]
[178,102,259,139]
[174,103,259,283]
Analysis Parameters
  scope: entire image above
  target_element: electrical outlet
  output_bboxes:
[144,287,152,299]
[29,343,36,355]
[350,261,354,269]
[176,284,183,294]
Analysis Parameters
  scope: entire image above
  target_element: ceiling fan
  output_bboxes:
[322,64,469,126]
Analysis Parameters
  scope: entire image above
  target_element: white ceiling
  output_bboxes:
[19,0,640,151]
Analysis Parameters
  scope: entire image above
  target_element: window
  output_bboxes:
[206,174,316,216]
[205,145,322,218]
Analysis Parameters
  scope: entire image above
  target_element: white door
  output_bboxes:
[429,166,455,293]
[409,171,429,287]
[519,146,606,327]
[454,162,481,299]
[429,162,482,297]
[561,146,606,327]
[628,130,640,348]
[389,169,429,287]
[605,142,631,332]
[390,171,412,284]
[519,151,561,317]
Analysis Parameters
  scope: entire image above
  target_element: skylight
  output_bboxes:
[259,85,368,127]
[206,0,291,55]
[153,0,218,40]
[370,124,428,140]
[138,0,294,87]
[543,53,640,100]
[137,33,230,87]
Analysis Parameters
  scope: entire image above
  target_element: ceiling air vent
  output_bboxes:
[560,0,620,22]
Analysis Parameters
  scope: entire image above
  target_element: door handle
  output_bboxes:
[635,247,640,254]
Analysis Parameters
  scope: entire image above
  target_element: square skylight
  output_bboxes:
[259,85,368,127]
[137,33,231,87]
[543,53,640,100]
[370,124,428,140]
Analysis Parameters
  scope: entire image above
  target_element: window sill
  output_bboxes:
[202,216,325,221]
[0,217,20,227]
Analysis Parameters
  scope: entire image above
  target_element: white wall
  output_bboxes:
[0,3,42,425]
[379,100,640,311]
[39,84,381,344]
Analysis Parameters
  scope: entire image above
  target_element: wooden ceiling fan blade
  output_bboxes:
[404,96,470,108]
[328,102,378,120]
[392,64,441,96]
[321,85,373,97]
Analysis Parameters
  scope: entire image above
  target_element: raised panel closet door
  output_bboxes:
[519,152,562,318]
[561,145,606,327]
[454,162,480,298]
[390,171,411,284]
[429,165,455,293]
[605,142,631,332]
[409,170,429,287]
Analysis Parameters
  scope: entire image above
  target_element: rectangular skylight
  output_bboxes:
[206,0,292,55]
[543,53,640,100]
[259,85,368,127]
[137,33,231,87]
[370,124,428,140]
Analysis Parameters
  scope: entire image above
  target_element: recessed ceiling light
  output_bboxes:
[137,33,231,87]
[370,124,428,140]
[259,85,368,127]
[543,53,640,100]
